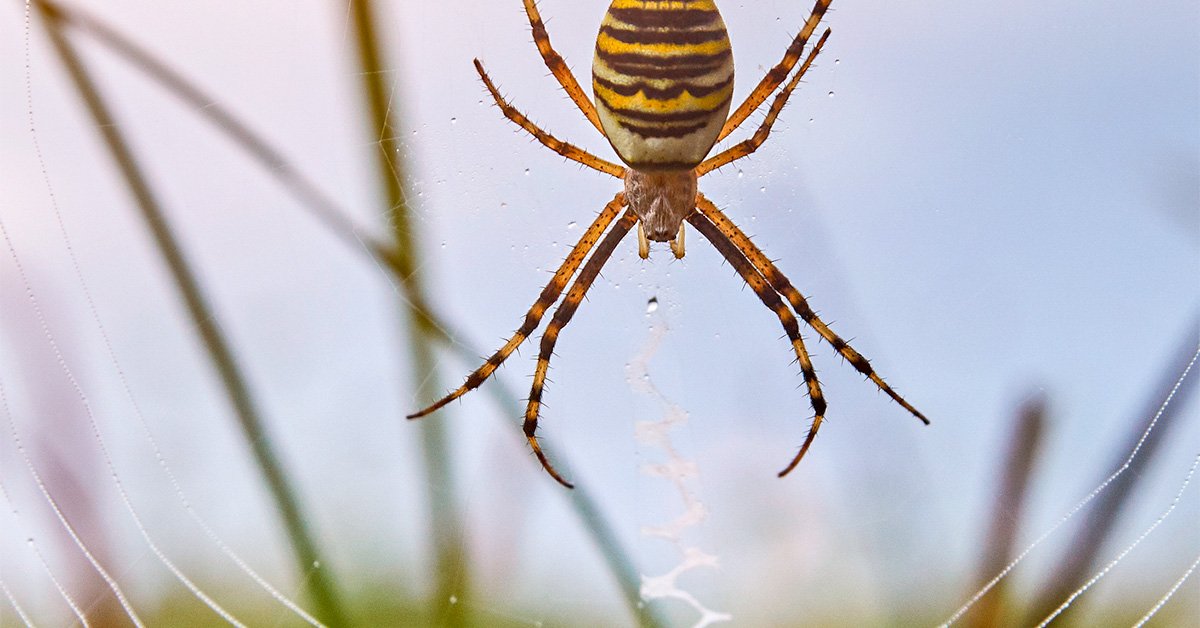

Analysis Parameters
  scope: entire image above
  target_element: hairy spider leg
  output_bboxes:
[407,193,627,420]
[717,0,831,142]
[526,209,638,488]
[475,60,625,179]
[695,195,929,426]
[686,211,828,477]
[521,0,605,134]
[698,28,830,176]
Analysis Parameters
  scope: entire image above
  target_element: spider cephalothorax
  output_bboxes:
[623,170,696,257]
[409,0,929,488]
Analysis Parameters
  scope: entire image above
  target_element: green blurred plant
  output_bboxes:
[30,1,663,624]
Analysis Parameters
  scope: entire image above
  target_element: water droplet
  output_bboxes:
[646,297,659,313]
[759,187,767,193]
[449,595,458,604]
[524,168,531,176]
[737,169,744,179]
[834,58,841,65]
[450,117,457,124]
[827,91,835,98]
[500,202,508,208]
[567,221,577,230]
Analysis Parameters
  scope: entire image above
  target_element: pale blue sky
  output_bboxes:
[1,0,1197,624]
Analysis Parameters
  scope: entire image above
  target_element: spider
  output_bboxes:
[409,0,929,488]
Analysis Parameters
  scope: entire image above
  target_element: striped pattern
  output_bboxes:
[593,0,734,170]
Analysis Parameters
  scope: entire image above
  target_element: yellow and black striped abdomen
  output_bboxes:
[593,0,734,171]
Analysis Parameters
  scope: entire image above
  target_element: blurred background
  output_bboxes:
[1,0,1197,625]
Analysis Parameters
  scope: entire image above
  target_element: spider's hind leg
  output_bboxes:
[525,209,638,488]
[686,211,828,477]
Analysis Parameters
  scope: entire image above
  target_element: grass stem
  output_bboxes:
[36,4,348,625]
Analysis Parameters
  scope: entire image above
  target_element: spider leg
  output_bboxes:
[697,28,830,176]
[686,211,828,477]
[475,59,625,179]
[526,209,638,488]
[521,0,605,135]
[717,0,831,143]
[695,194,929,426]
[407,193,627,419]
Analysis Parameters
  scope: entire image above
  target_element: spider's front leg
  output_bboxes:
[520,0,605,134]
[718,0,832,142]
[474,59,624,179]
[698,28,830,176]
[525,210,638,488]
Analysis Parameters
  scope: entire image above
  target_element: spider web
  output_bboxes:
[2,0,1197,626]
[2,2,323,625]
[940,346,1200,626]
[628,299,732,628]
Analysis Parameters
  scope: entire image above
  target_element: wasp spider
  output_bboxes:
[410,0,928,488]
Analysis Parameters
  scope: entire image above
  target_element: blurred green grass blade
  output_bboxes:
[343,2,471,625]
[429,338,666,627]
[344,2,667,624]
[966,394,1046,628]
[35,0,397,273]
[36,0,483,346]
[569,485,667,628]
[34,4,347,625]
[42,0,664,621]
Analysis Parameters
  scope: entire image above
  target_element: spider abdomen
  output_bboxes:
[592,0,734,171]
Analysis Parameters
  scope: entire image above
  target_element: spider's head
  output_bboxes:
[624,169,697,242]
